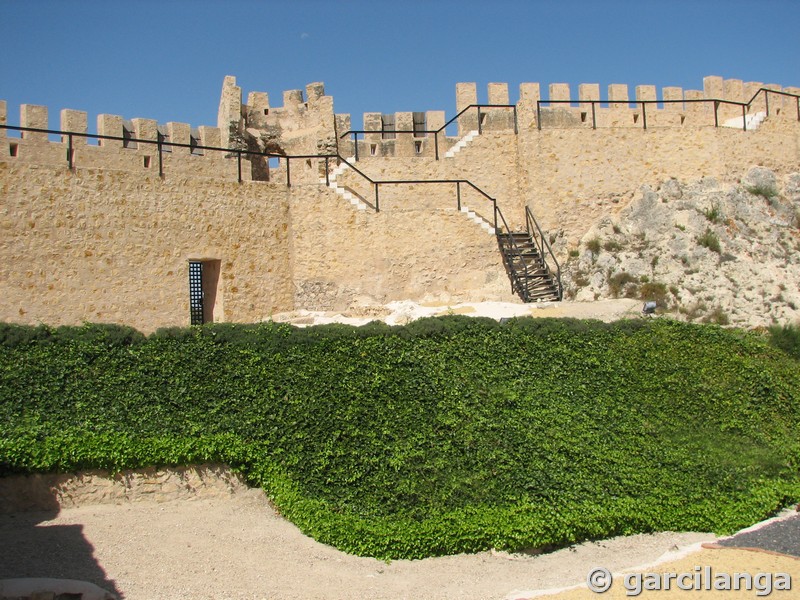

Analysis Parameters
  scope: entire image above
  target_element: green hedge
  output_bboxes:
[1,317,799,559]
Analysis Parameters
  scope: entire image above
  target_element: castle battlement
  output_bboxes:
[6,75,796,177]
[1,74,799,332]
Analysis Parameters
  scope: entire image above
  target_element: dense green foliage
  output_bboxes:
[1,317,799,559]
[768,322,800,361]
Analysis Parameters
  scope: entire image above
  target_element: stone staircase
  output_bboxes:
[459,205,496,234]
[722,111,766,130]
[320,157,369,211]
[498,232,561,302]
[444,130,479,158]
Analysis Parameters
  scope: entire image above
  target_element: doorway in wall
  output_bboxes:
[188,259,221,325]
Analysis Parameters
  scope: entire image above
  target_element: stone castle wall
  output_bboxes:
[1,75,798,330]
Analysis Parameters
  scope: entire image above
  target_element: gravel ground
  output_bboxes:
[0,487,715,600]
[715,512,800,558]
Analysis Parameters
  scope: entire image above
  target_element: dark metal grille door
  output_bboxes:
[189,261,205,325]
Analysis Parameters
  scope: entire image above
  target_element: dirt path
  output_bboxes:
[0,484,715,600]
[1,468,798,600]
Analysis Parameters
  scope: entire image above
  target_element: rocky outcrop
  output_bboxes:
[563,167,800,327]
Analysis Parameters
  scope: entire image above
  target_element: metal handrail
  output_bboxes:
[0,123,500,221]
[2,121,563,300]
[0,123,342,186]
[492,204,532,301]
[536,86,800,131]
[525,206,562,300]
[338,104,517,160]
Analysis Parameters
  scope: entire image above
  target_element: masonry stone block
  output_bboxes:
[132,118,158,147]
[456,82,478,136]
[578,84,600,105]
[703,76,724,99]
[97,114,123,147]
[395,112,415,157]
[662,87,684,111]
[549,84,570,103]
[246,92,270,129]
[519,83,541,105]
[784,87,800,104]
[198,125,221,149]
[426,110,445,132]
[283,90,304,111]
[518,83,541,128]
[306,82,325,104]
[764,83,785,112]
[314,96,334,119]
[723,79,744,102]
[167,122,191,154]
[744,82,766,112]
[0,100,8,139]
[635,85,657,102]
[719,79,745,120]
[21,104,48,142]
[488,83,509,105]
[608,84,629,109]
[217,75,242,147]
[60,109,87,146]
[335,114,352,154]
[684,90,707,121]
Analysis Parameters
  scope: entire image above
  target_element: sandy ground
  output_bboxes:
[0,486,716,600]
[269,298,645,328]
[1,486,797,600]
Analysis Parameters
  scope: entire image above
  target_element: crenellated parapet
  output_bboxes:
[1,100,239,180]
[218,76,337,158]
[516,75,800,129]
[3,75,798,180]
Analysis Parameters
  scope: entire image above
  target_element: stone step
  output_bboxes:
[444,130,479,158]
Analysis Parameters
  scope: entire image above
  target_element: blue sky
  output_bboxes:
[2,0,799,131]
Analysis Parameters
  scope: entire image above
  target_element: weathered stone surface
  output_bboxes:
[562,168,800,327]
[1,75,799,330]
[0,464,249,513]
[742,165,779,197]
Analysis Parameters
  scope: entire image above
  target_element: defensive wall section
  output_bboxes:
[1,75,798,331]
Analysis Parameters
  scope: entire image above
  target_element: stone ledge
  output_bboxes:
[0,464,249,513]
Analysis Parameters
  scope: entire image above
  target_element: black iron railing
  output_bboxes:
[3,121,561,299]
[0,124,339,186]
[1,122,503,224]
[536,87,800,131]
[525,206,562,300]
[493,206,532,299]
[339,104,517,160]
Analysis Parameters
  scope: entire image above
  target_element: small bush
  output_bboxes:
[746,182,778,200]
[768,323,800,360]
[680,302,708,322]
[704,204,722,223]
[603,240,623,252]
[639,282,670,307]
[568,249,580,258]
[573,275,590,288]
[703,306,730,326]
[697,228,721,253]
[585,238,601,255]
[608,272,637,298]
